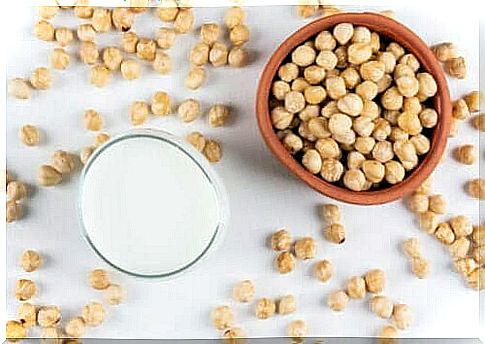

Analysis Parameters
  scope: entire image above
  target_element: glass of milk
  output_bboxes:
[79,129,229,279]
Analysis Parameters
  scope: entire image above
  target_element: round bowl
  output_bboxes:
[256,12,451,206]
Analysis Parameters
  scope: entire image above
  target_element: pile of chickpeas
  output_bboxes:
[270,22,441,192]
[407,177,485,289]
[6,245,125,342]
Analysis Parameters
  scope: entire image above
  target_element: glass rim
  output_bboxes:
[78,128,230,280]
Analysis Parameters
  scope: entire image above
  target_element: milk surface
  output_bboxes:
[81,135,221,277]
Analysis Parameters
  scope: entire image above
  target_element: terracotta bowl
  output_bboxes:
[256,12,451,206]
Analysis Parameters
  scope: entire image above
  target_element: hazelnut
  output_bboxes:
[89,269,110,290]
[275,251,296,274]
[232,280,255,303]
[255,298,276,319]
[314,260,333,282]
[105,284,125,305]
[364,269,386,293]
[278,295,297,315]
[20,250,42,272]
[346,276,366,299]
[16,279,37,301]
[370,295,393,319]
[271,229,292,251]
[294,237,316,260]
[327,290,349,312]
[324,223,346,244]
[38,165,62,186]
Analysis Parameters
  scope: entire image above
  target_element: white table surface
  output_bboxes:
[5,2,483,340]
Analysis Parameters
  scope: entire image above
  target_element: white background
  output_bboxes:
[3,0,484,340]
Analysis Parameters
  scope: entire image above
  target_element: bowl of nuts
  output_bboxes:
[256,12,451,205]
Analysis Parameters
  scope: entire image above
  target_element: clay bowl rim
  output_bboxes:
[256,12,451,206]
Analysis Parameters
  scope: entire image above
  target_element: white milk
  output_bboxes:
[80,133,223,277]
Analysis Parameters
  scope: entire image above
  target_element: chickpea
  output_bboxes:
[9,78,32,100]
[287,320,308,338]
[120,59,141,80]
[186,132,206,152]
[229,24,250,46]
[177,99,201,123]
[19,125,41,147]
[105,283,125,305]
[95,133,110,147]
[399,54,420,72]
[431,42,458,62]
[409,134,429,155]
[16,279,37,301]
[381,87,403,111]
[385,305,412,333]
[18,303,37,328]
[232,280,255,303]
[356,81,378,101]
[428,194,446,214]
[365,269,386,293]
[294,237,316,260]
[449,237,471,259]
[73,0,93,18]
[370,295,393,319]
[449,215,473,238]
[6,320,27,342]
[55,27,74,47]
[464,91,480,113]
[34,20,55,41]
[314,260,333,282]
[228,46,249,67]
[208,104,230,128]
[20,250,42,272]
[130,101,150,126]
[341,169,365,191]
[285,91,306,114]
[410,257,430,279]
[121,32,139,53]
[174,9,194,34]
[271,107,293,130]
[395,65,415,79]
[38,165,62,186]
[190,43,210,66]
[337,94,363,116]
[155,0,179,22]
[320,158,344,182]
[303,86,326,105]
[209,42,229,67]
[81,302,105,326]
[224,6,246,29]
[347,43,373,65]
[38,306,61,327]
[302,149,322,174]
[315,30,336,51]
[393,140,417,167]
[384,161,405,184]
[454,144,477,165]
[352,116,374,137]
[454,258,478,277]
[92,8,112,32]
[77,24,96,42]
[417,108,438,128]
[417,72,438,99]
[102,47,123,71]
[434,222,455,245]
[275,251,296,274]
[346,276,366,299]
[151,91,171,116]
[327,290,349,312]
[255,298,276,320]
[467,178,485,200]
[203,140,222,163]
[355,137,375,155]
[65,317,86,338]
[136,38,157,61]
[291,45,317,68]
[316,50,338,70]
[154,28,176,51]
[333,23,354,45]
[278,63,299,82]
[80,42,99,65]
[50,48,70,70]
[112,7,134,31]
[90,65,111,88]
[444,57,467,79]
[347,151,365,169]
[362,160,385,183]
[83,109,103,131]
[38,6,60,19]
[30,67,52,90]
[326,76,347,100]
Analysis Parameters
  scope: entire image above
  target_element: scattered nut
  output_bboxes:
[89,269,110,290]
[9,79,32,100]
[51,151,76,174]
[294,237,316,260]
[346,276,366,299]
[255,298,276,319]
[232,280,255,303]
[81,302,105,327]
[37,306,61,327]
[203,139,222,163]
[16,279,37,301]
[18,303,37,328]
[38,165,62,186]
[454,144,477,165]
[392,304,413,330]
[51,48,71,70]
[177,99,201,123]
[208,104,230,128]
[130,101,150,126]
[278,295,297,315]
[120,59,141,80]
[314,260,333,282]
[370,295,394,319]
[467,178,485,199]
[105,284,125,305]
[6,320,27,342]
[30,67,52,90]
[65,317,86,338]
[20,250,42,272]
[324,223,346,244]
[365,269,386,293]
[327,290,349,312]
[287,320,308,338]
[186,131,206,152]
